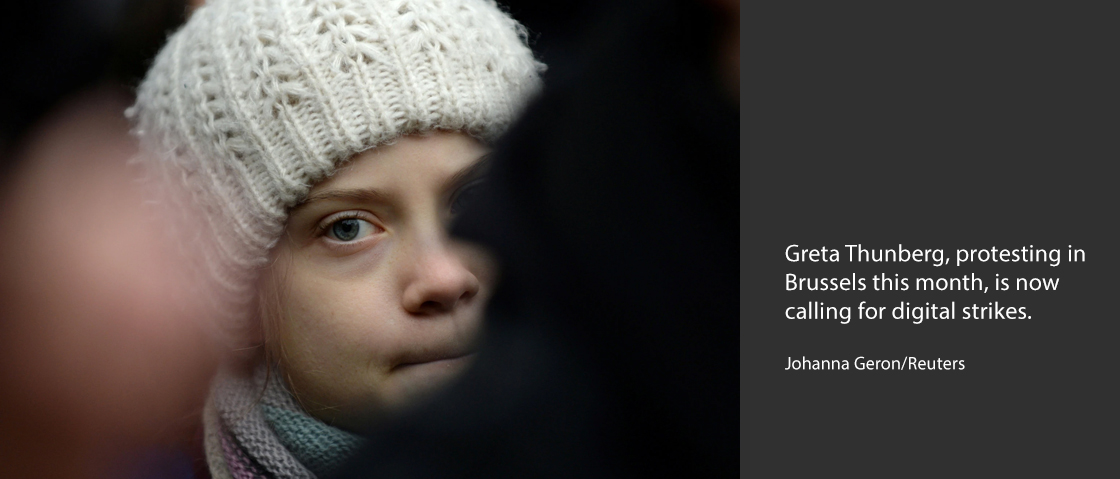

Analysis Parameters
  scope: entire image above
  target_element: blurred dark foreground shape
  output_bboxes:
[337,0,739,476]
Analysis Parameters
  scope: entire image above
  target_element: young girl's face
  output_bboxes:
[269,131,495,429]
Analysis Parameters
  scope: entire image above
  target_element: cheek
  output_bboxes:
[279,271,400,368]
[279,241,397,350]
[273,245,437,416]
[273,271,400,415]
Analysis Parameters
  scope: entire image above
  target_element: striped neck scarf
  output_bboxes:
[203,365,365,479]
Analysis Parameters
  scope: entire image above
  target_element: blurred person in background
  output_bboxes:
[0,1,217,478]
[126,0,543,477]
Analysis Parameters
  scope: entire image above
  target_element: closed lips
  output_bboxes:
[393,349,475,370]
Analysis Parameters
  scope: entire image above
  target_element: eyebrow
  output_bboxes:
[291,187,392,213]
[290,152,493,213]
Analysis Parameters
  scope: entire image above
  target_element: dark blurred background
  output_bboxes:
[0,0,193,166]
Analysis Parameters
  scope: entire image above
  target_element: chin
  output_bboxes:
[302,354,478,431]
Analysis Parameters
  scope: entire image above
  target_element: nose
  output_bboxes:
[401,238,481,315]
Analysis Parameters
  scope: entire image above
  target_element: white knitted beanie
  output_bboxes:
[127,0,543,349]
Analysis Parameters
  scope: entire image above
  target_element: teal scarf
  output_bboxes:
[204,365,365,478]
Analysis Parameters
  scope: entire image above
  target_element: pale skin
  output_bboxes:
[269,130,495,431]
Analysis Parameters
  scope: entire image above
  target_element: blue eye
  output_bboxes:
[328,218,375,241]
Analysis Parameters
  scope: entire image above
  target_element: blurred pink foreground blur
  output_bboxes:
[0,88,218,479]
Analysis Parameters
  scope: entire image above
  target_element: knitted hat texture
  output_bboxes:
[127,0,543,347]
